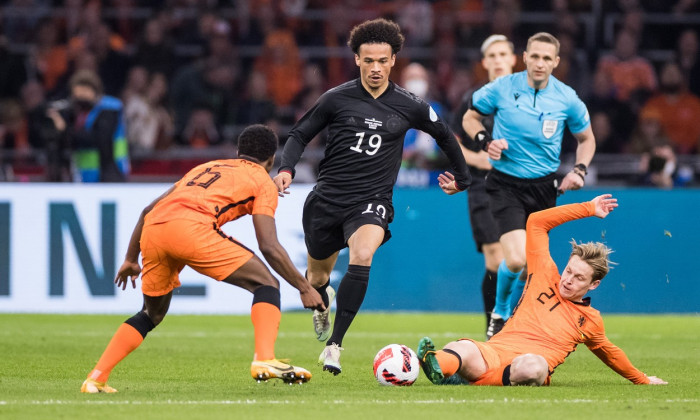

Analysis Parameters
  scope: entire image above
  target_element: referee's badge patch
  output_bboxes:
[542,120,558,138]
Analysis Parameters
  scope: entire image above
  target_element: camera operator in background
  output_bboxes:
[47,70,130,182]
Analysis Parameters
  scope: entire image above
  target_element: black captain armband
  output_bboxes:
[474,130,493,152]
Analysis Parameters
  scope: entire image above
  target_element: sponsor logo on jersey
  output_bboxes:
[542,120,558,138]
[364,118,383,129]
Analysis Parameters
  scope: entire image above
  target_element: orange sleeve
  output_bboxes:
[588,340,650,384]
[526,201,596,261]
[251,176,278,217]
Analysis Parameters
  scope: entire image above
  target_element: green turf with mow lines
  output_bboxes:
[0,313,698,420]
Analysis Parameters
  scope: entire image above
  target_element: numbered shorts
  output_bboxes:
[302,191,394,260]
[140,219,254,296]
[461,338,551,386]
[485,170,558,237]
[466,170,500,252]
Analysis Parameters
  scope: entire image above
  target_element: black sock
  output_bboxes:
[327,264,370,346]
[124,311,155,339]
[482,269,497,328]
[314,279,330,309]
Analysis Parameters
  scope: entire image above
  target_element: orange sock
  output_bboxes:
[251,302,280,361]
[436,350,460,377]
[88,323,144,383]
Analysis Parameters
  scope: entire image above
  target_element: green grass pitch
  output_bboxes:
[1,313,698,419]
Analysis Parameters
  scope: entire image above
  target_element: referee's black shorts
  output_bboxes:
[302,191,394,261]
[466,171,500,252]
[485,169,558,237]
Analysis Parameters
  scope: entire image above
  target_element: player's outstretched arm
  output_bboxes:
[115,185,176,290]
[252,214,325,311]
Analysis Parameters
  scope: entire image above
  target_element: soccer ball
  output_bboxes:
[373,344,420,386]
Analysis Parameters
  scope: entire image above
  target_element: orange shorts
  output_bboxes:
[140,219,254,296]
[461,339,551,386]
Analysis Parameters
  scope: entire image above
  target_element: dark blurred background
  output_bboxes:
[0,0,699,187]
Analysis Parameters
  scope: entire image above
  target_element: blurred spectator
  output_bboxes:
[292,61,327,109]
[676,29,700,97]
[626,108,677,188]
[590,112,622,154]
[397,0,434,47]
[0,99,30,155]
[170,58,236,145]
[132,17,176,79]
[28,18,69,93]
[1,0,44,44]
[254,24,303,108]
[235,71,276,126]
[0,35,28,99]
[596,29,657,102]
[182,105,218,148]
[89,23,131,96]
[48,70,130,182]
[124,70,173,152]
[20,80,71,181]
[552,32,590,97]
[121,66,149,104]
[400,62,448,170]
[639,61,700,154]
[586,69,636,148]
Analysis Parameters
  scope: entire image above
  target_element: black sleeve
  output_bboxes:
[450,91,481,152]
[279,92,332,177]
[414,101,472,190]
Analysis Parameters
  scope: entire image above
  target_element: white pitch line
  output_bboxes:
[2,398,697,406]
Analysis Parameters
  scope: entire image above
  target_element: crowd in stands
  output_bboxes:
[0,0,699,186]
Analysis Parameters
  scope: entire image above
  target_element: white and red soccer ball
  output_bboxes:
[373,343,420,386]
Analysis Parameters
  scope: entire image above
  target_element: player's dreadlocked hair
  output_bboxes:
[569,239,615,281]
[348,18,404,55]
[237,124,278,162]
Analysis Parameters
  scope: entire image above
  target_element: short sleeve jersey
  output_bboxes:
[471,71,590,178]
[280,79,470,206]
[145,159,278,227]
[490,202,648,383]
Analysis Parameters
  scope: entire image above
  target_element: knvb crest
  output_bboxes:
[364,118,383,130]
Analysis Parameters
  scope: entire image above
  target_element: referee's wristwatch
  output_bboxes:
[572,163,587,182]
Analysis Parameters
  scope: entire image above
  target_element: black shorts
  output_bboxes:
[466,172,500,252]
[302,191,394,260]
[485,169,558,237]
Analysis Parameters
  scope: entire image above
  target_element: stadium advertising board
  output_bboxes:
[0,184,314,314]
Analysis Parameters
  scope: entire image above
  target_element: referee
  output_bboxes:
[462,32,596,339]
[273,18,471,375]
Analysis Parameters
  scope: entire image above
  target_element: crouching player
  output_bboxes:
[81,124,324,393]
[418,194,667,386]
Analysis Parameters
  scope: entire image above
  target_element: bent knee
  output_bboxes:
[349,247,376,266]
[510,354,548,386]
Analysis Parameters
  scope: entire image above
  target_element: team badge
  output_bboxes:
[428,106,438,122]
[542,120,558,139]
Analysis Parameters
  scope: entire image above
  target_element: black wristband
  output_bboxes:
[572,170,585,183]
[574,163,588,175]
[474,130,493,152]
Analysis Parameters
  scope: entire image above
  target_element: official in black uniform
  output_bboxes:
[451,35,516,335]
[273,18,471,375]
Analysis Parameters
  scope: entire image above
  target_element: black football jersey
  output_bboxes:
[280,79,471,206]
